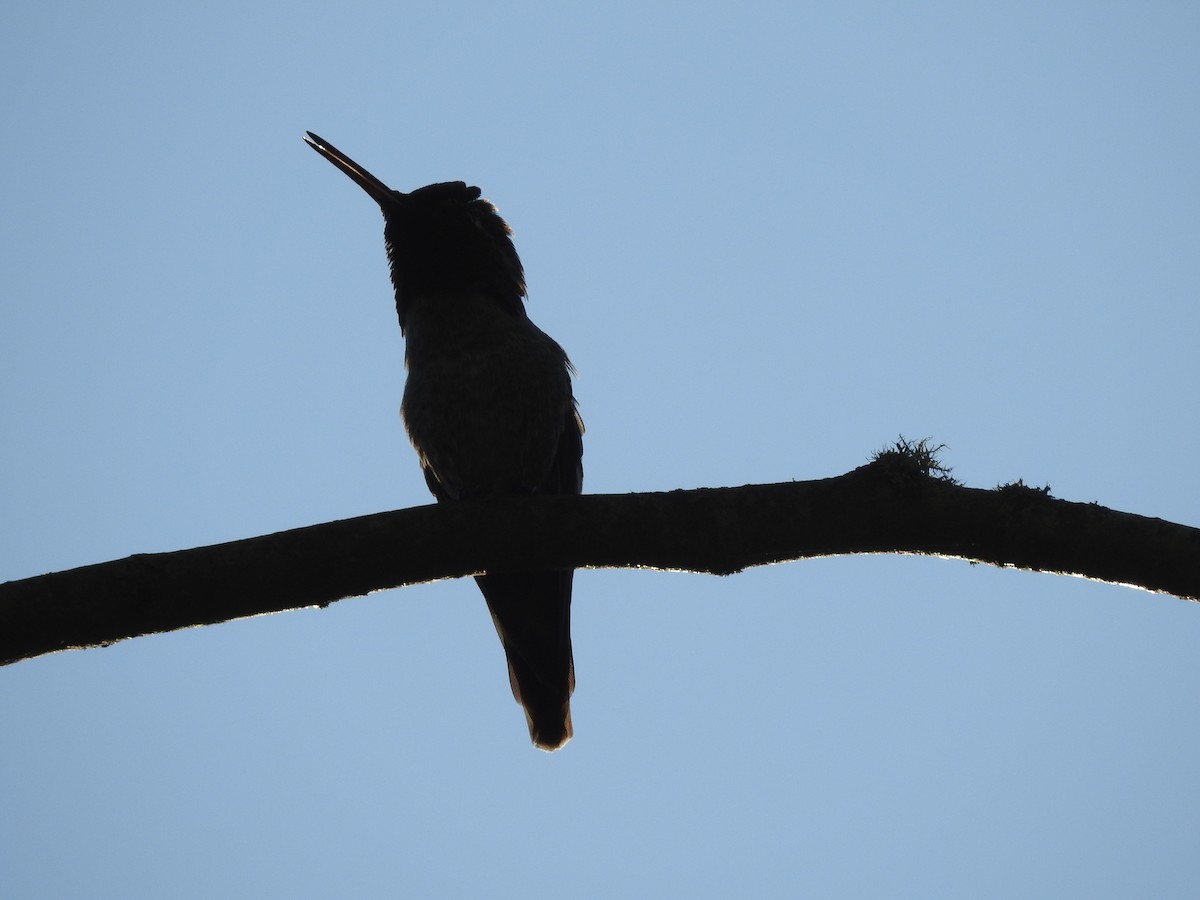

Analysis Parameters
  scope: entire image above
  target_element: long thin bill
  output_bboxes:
[304,132,398,207]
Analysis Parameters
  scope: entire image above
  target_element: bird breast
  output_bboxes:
[399,292,573,499]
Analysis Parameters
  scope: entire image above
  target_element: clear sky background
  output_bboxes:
[3,3,1198,897]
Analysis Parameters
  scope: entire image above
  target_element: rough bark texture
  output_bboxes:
[2,458,1197,667]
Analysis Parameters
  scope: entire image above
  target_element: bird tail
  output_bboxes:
[476,569,575,751]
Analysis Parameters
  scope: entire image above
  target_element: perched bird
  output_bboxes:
[304,132,582,750]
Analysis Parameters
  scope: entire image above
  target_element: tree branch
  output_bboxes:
[3,454,1197,667]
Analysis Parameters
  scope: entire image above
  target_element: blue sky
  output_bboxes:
[3,2,1198,897]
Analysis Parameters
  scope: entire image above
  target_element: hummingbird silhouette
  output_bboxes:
[305,132,582,750]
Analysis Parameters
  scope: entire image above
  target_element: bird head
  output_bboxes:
[304,132,526,328]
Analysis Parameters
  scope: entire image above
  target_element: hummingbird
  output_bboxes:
[304,132,582,750]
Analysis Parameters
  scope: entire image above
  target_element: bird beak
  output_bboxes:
[304,132,399,207]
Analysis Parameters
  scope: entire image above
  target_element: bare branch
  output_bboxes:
[2,456,1197,667]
